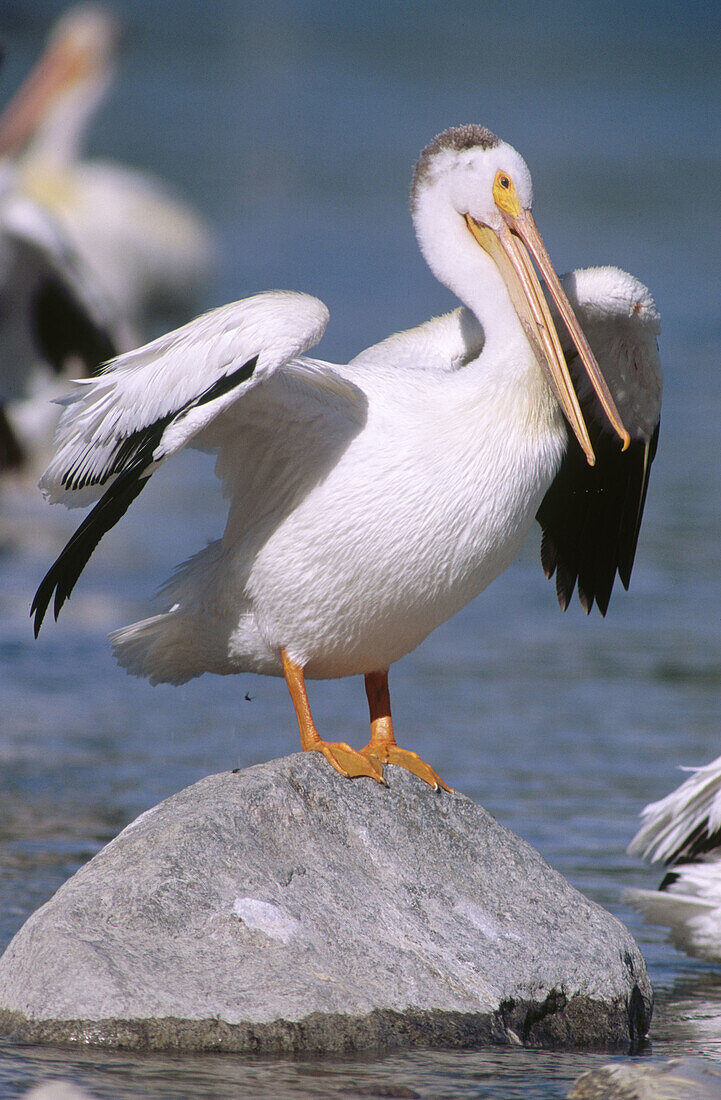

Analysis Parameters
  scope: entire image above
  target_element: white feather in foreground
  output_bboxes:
[626,758,721,961]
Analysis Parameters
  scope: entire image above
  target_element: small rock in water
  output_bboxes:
[22,1081,98,1100]
[568,1056,721,1099]
[0,753,652,1053]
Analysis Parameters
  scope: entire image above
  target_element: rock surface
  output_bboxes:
[0,753,651,1053]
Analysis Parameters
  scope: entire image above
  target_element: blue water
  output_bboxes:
[1,1,720,1096]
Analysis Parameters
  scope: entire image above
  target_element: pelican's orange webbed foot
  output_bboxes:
[281,649,384,784]
[311,739,385,782]
[361,742,452,791]
[360,670,452,792]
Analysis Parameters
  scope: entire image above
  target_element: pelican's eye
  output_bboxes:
[493,170,522,218]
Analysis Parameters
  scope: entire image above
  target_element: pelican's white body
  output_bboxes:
[112,308,564,682]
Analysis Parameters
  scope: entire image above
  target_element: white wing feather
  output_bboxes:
[628,757,721,865]
[40,290,329,505]
[556,265,662,439]
[350,307,484,373]
[626,758,721,961]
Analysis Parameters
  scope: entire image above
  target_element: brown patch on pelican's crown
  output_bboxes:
[411,125,500,202]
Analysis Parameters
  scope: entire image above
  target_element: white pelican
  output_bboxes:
[31,125,662,788]
[627,758,721,962]
[0,3,214,329]
[0,177,125,476]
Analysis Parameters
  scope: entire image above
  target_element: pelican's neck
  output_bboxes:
[25,69,112,167]
[413,189,533,375]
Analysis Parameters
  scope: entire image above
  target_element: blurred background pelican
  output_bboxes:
[0,2,215,480]
[0,3,214,330]
[0,181,126,478]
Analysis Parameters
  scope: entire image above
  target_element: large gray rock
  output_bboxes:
[0,754,651,1053]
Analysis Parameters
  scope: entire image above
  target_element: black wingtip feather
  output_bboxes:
[539,529,557,581]
[555,563,573,612]
[31,469,151,636]
[32,352,262,636]
[59,354,260,495]
[663,820,721,868]
[536,409,659,618]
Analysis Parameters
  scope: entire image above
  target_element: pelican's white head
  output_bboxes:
[411,125,533,240]
[411,125,629,462]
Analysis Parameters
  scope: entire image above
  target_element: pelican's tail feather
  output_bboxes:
[110,539,253,684]
[110,609,202,685]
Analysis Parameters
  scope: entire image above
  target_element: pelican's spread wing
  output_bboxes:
[536,267,662,614]
[31,291,331,633]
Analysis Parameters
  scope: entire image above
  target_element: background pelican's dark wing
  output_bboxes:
[0,404,25,471]
[0,192,125,395]
[30,271,118,377]
[0,191,127,473]
[536,266,662,615]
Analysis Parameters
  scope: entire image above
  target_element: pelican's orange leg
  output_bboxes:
[359,669,452,791]
[281,649,384,783]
